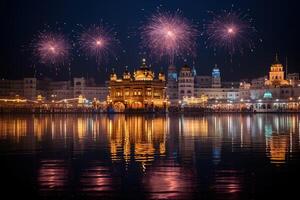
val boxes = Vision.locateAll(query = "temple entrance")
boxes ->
[113,102,125,112]
[131,101,143,109]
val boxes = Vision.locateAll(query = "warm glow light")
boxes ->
[166,30,174,37]
[227,27,234,34]
[49,46,56,52]
[96,39,102,46]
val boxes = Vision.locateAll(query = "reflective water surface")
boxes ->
[0,114,300,199]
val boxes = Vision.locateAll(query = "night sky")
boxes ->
[1,0,299,83]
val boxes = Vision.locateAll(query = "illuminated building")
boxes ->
[178,64,194,100]
[0,77,108,102]
[107,59,167,112]
[265,55,289,87]
[182,95,208,107]
[0,78,36,100]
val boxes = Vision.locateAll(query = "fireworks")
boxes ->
[141,12,198,64]
[34,31,71,65]
[78,24,119,64]
[204,9,257,55]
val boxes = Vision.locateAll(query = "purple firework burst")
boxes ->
[205,10,257,55]
[34,31,71,65]
[141,12,198,64]
[78,24,119,64]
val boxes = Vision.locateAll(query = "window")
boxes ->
[154,92,160,97]
[134,91,142,96]
[116,91,122,97]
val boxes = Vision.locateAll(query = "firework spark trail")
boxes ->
[78,24,119,64]
[34,32,71,66]
[141,12,198,64]
[204,10,257,55]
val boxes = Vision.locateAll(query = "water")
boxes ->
[0,114,299,199]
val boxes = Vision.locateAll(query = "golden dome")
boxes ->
[134,69,154,81]
[134,59,154,81]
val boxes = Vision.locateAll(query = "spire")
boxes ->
[192,64,197,76]
[141,58,148,69]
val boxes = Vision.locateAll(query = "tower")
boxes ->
[211,65,221,88]
[265,54,289,87]
[167,65,178,81]
[178,64,194,99]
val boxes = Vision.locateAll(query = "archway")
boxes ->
[113,102,125,112]
[131,101,143,109]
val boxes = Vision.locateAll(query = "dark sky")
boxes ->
[0,0,299,82]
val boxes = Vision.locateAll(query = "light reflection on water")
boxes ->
[0,114,299,199]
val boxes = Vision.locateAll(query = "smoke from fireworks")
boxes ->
[34,32,71,65]
[204,9,257,55]
[141,12,198,64]
[78,24,119,64]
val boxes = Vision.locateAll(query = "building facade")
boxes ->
[165,57,299,108]
[178,65,194,100]
[265,56,289,87]
[166,65,178,105]
[0,77,108,102]
[108,59,167,112]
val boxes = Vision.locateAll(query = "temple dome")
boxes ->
[134,59,154,81]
